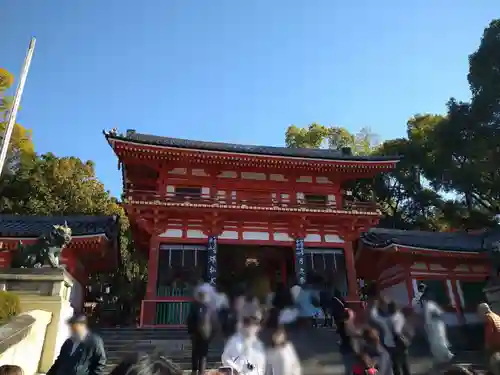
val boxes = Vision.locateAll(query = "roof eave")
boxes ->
[105,135,400,165]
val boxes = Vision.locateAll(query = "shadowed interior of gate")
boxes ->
[216,245,295,301]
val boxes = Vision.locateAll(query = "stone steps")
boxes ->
[98,328,224,373]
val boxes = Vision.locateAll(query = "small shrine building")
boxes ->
[104,129,399,326]
[358,228,496,325]
[0,215,121,311]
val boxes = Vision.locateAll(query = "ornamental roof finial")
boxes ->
[104,127,119,136]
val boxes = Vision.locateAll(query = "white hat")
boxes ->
[478,302,492,315]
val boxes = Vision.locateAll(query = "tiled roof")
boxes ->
[484,230,500,250]
[104,130,399,162]
[360,228,486,252]
[0,215,120,239]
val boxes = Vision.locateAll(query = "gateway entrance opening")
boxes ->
[217,245,295,301]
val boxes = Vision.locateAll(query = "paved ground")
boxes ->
[193,327,488,375]
[98,325,488,374]
[184,353,486,375]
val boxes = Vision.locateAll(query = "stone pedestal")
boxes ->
[484,283,500,314]
[0,268,75,373]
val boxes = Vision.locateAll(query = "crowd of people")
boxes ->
[5,279,500,375]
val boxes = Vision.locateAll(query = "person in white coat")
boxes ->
[221,307,266,375]
[266,327,301,375]
[421,290,454,373]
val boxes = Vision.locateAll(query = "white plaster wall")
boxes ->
[380,282,409,307]
[159,229,183,238]
[269,174,287,181]
[187,230,207,239]
[297,176,313,183]
[219,171,238,178]
[316,177,331,184]
[327,195,336,206]
[241,172,266,180]
[192,169,207,176]
[168,168,187,175]
[243,232,269,240]
[274,233,293,241]
[411,278,462,327]
[219,231,238,240]
[324,235,344,243]
[304,233,321,242]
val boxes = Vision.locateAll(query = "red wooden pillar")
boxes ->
[449,278,466,324]
[344,239,359,301]
[146,236,160,298]
[142,235,160,326]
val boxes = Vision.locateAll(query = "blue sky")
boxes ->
[1,1,499,197]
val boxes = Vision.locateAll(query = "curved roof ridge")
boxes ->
[104,130,400,162]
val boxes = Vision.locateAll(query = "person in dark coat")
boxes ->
[330,288,346,327]
[47,313,106,375]
[187,288,217,375]
[268,282,294,328]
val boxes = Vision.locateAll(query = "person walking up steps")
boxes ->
[187,288,218,375]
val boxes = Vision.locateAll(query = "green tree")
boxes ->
[0,68,35,173]
[0,152,147,322]
[283,19,500,232]
[285,123,330,149]
[285,123,379,155]
[405,20,500,229]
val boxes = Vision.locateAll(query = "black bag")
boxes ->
[197,305,213,340]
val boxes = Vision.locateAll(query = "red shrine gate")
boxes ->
[104,129,399,326]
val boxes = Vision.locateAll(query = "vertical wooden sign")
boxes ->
[207,236,218,286]
[295,238,306,285]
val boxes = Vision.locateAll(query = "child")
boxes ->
[266,327,302,375]
[353,327,391,375]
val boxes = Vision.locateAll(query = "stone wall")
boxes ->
[0,310,52,375]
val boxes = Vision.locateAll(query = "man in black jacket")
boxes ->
[47,313,106,375]
[187,289,217,375]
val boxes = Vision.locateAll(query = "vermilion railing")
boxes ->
[127,189,378,213]
[140,297,193,328]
